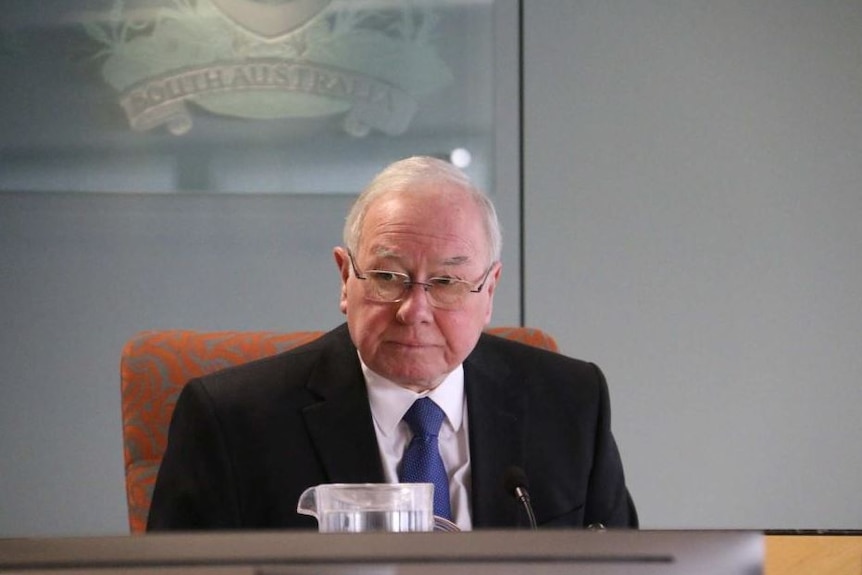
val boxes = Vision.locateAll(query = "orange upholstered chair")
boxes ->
[120,327,558,533]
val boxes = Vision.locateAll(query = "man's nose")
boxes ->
[395,283,435,322]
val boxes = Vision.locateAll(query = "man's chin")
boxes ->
[382,366,444,392]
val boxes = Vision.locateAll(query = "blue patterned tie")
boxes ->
[399,398,452,520]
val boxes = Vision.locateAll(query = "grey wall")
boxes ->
[524,0,862,529]
[2,0,861,536]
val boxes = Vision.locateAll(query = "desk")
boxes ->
[3,531,861,574]
[0,530,761,574]
[766,535,862,575]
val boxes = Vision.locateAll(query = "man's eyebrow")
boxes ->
[441,255,470,266]
[370,246,400,259]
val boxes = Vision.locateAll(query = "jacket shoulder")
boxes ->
[189,324,354,403]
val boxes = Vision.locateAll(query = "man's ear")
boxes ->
[333,247,350,314]
[482,262,502,324]
[333,247,350,282]
[485,261,502,297]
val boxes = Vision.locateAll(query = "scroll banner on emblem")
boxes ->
[119,59,418,136]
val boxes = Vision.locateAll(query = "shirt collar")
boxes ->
[362,355,465,437]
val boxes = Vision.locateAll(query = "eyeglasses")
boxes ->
[347,250,495,311]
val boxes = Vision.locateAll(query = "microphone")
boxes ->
[503,466,537,530]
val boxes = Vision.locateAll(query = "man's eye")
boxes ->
[429,277,459,288]
[371,271,403,283]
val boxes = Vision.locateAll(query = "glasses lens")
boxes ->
[359,269,480,310]
[366,271,407,302]
[427,280,470,309]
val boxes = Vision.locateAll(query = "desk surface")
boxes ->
[765,534,862,575]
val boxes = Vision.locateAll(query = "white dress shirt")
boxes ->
[362,359,473,531]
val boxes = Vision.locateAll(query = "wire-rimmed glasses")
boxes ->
[347,250,495,310]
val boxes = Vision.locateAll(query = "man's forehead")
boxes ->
[358,188,489,261]
[368,246,473,267]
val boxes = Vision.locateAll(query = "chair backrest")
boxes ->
[120,327,558,533]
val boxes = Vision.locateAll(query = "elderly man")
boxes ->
[148,156,636,531]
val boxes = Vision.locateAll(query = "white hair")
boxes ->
[343,156,502,262]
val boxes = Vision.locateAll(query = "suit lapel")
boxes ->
[465,335,527,527]
[302,326,385,484]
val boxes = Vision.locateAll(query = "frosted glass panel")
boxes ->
[0,0,505,194]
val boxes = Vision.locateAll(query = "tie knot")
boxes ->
[403,398,445,438]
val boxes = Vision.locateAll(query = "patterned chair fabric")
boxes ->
[120,327,558,533]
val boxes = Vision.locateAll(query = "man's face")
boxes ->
[334,183,501,392]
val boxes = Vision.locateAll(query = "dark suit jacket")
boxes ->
[147,323,637,530]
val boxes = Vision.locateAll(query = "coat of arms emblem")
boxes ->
[86,0,452,136]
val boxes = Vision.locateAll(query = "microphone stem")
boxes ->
[514,487,537,530]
